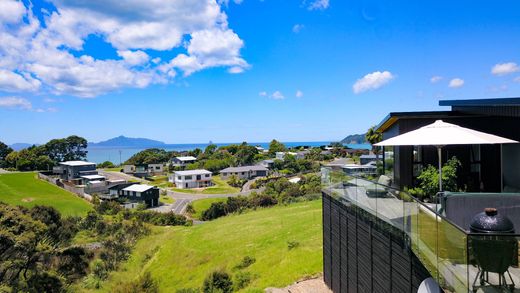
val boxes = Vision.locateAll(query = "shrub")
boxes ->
[287,240,300,250]
[186,204,195,214]
[234,256,256,270]
[91,259,108,280]
[113,272,158,293]
[234,271,253,290]
[201,202,227,221]
[202,269,233,293]
[417,156,461,199]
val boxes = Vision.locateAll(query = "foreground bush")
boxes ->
[202,270,233,293]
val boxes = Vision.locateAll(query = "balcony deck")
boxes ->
[322,168,520,293]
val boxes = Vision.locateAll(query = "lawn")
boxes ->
[0,172,92,217]
[189,197,227,219]
[160,194,175,204]
[91,200,323,292]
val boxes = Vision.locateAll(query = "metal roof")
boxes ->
[80,175,105,180]
[220,165,269,173]
[375,111,461,133]
[174,156,197,161]
[59,160,96,167]
[439,97,520,107]
[174,169,212,176]
[122,184,156,193]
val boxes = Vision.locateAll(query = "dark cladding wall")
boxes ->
[322,193,431,293]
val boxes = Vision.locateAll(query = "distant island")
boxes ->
[89,135,166,148]
[340,133,367,144]
[9,143,35,151]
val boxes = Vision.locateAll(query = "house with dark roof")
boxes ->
[220,165,269,180]
[376,97,520,192]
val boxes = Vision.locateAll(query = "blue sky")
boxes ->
[1,0,520,144]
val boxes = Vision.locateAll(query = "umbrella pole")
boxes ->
[437,146,443,191]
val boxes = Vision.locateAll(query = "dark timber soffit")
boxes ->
[375,111,456,133]
[439,97,520,107]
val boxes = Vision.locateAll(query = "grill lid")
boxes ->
[470,208,514,233]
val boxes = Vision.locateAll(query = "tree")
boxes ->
[0,141,13,168]
[417,156,461,199]
[365,126,383,154]
[235,144,258,166]
[97,161,115,168]
[268,139,286,155]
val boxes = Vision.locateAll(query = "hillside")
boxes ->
[89,135,166,148]
[90,200,323,292]
[0,172,91,216]
[340,133,367,144]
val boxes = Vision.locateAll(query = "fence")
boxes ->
[38,172,93,202]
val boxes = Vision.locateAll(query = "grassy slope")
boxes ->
[94,200,323,292]
[0,172,92,217]
[190,197,227,219]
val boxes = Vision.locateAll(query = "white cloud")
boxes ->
[0,69,41,92]
[430,75,442,83]
[292,24,304,33]
[0,0,248,97]
[0,96,32,110]
[258,91,267,97]
[228,66,245,74]
[307,0,329,10]
[270,91,285,100]
[491,62,519,76]
[168,28,249,76]
[0,0,26,24]
[296,90,303,98]
[449,78,464,88]
[352,71,394,94]
[117,50,150,66]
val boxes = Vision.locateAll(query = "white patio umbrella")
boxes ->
[375,120,518,191]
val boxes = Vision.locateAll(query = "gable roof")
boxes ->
[220,165,268,173]
[174,169,212,176]
[59,161,96,167]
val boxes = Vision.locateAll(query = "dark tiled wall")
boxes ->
[322,193,431,293]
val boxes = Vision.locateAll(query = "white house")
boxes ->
[171,156,197,167]
[275,152,297,160]
[260,159,275,169]
[220,165,269,180]
[169,169,212,189]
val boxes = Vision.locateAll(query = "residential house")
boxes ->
[220,165,269,180]
[260,159,275,169]
[53,161,97,181]
[275,151,297,160]
[359,154,379,165]
[322,97,520,293]
[119,184,159,207]
[171,156,197,168]
[295,150,310,159]
[123,163,164,177]
[323,157,354,171]
[169,169,212,189]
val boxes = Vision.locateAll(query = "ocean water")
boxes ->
[87,142,371,164]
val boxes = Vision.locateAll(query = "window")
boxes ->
[177,176,181,180]
[156,166,160,170]
[185,175,192,180]
[205,174,210,178]
[133,191,136,196]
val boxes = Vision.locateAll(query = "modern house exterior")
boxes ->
[106,183,159,207]
[169,169,212,189]
[322,97,520,293]
[275,151,297,160]
[122,163,163,177]
[220,165,269,180]
[171,156,197,168]
[54,161,97,181]
[376,97,520,192]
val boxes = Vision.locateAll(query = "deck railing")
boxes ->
[321,166,520,293]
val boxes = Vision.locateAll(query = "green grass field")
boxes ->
[92,200,323,292]
[189,197,227,219]
[0,172,92,217]
[160,194,175,204]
